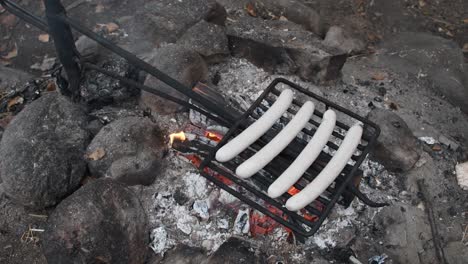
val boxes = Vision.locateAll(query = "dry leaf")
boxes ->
[95,4,105,13]
[7,96,24,111]
[104,22,119,33]
[463,18,468,24]
[463,43,468,53]
[38,34,50,43]
[372,72,387,81]
[246,3,257,17]
[418,0,426,7]
[0,14,16,28]
[2,43,17,59]
[46,81,56,91]
[87,148,105,161]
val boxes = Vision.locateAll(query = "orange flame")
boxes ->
[169,131,186,145]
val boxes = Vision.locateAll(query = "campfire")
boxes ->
[0,0,467,263]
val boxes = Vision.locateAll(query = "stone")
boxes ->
[373,203,435,264]
[0,92,89,209]
[75,35,101,63]
[206,237,265,264]
[133,0,227,45]
[455,162,468,190]
[367,108,420,172]
[0,65,33,92]
[159,245,206,264]
[226,16,347,82]
[139,44,208,115]
[253,0,322,35]
[323,26,366,54]
[42,178,148,264]
[376,32,468,114]
[438,134,460,151]
[86,117,165,186]
[177,20,230,64]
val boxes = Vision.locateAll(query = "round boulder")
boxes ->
[139,44,208,115]
[42,178,148,264]
[0,92,89,209]
[86,117,165,186]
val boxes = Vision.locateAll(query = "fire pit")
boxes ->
[1,0,466,263]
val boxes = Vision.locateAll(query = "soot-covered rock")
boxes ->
[177,20,230,64]
[159,245,207,264]
[226,16,347,83]
[139,44,208,115]
[42,178,148,264]
[377,32,468,114]
[323,26,366,54]
[206,237,265,264]
[134,0,226,45]
[253,0,323,35]
[0,92,89,209]
[367,108,420,172]
[86,117,165,186]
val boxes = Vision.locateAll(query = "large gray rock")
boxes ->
[0,92,89,209]
[133,0,227,45]
[373,203,436,264]
[42,178,148,264]
[253,0,323,35]
[226,16,347,82]
[206,237,265,264]
[86,117,165,186]
[158,245,207,264]
[367,108,420,172]
[377,32,468,114]
[323,26,366,54]
[177,20,230,64]
[139,44,208,115]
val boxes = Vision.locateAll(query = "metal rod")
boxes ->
[0,0,49,32]
[55,14,238,123]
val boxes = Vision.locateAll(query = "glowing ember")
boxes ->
[204,131,223,142]
[169,131,186,145]
[287,186,300,196]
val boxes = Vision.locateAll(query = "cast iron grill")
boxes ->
[195,78,382,238]
[2,0,387,239]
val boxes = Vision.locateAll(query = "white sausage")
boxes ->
[236,101,315,179]
[285,124,363,211]
[216,89,294,162]
[268,110,336,198]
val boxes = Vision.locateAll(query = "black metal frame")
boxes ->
[198,78,383,237]
[2,0,386,238]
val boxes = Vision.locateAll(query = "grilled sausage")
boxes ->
[216,89,294,162]
[267,110,336,198]
[285,124,363,211]
[236,101,315,178]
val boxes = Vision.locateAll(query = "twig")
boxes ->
[462,225,468,244]
[28,213,48,219]
[66,0,88,11]
[417,179,448,264]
